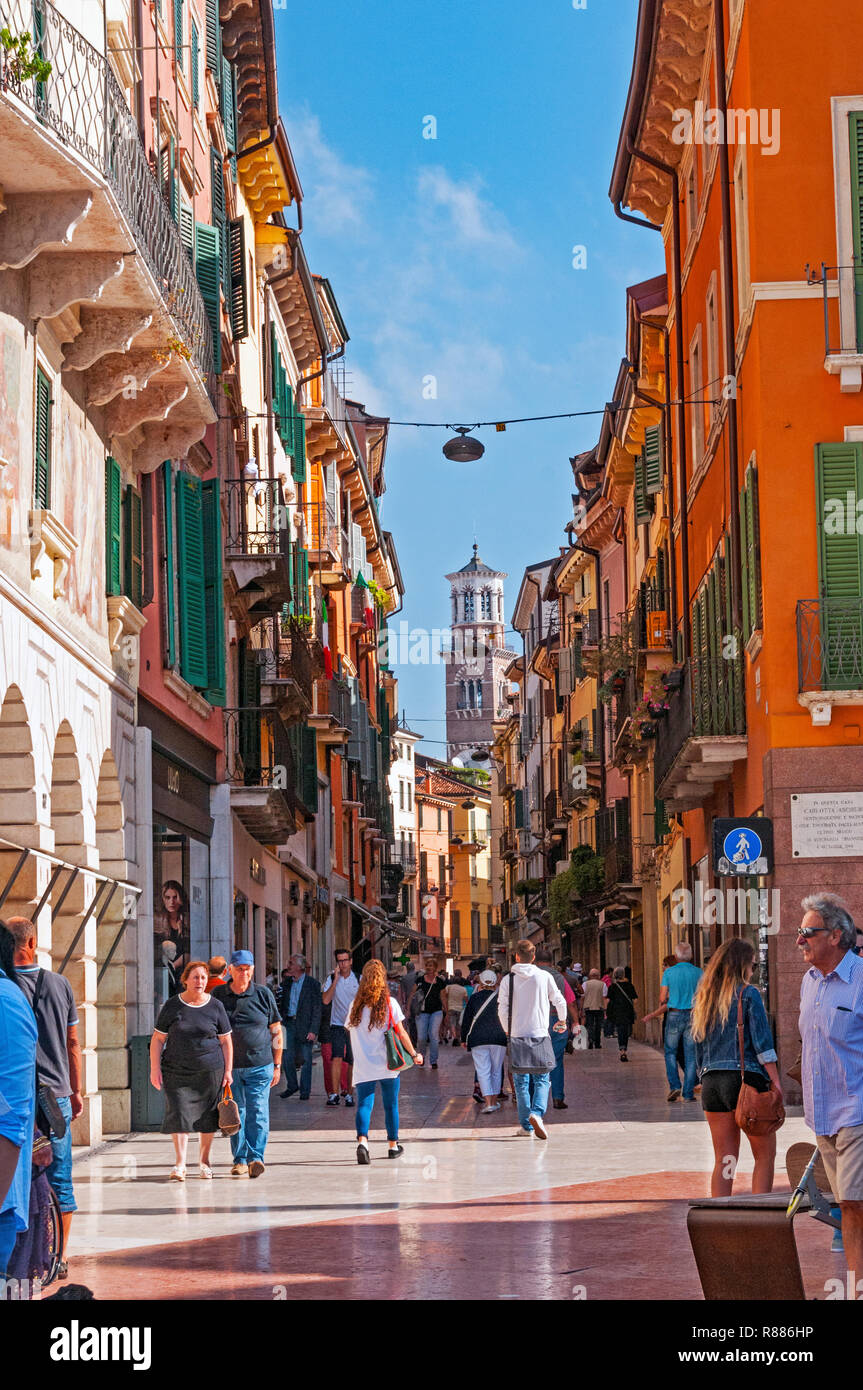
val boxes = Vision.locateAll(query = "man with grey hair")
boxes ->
[798,892,863,1286]
[278,953,322,1101]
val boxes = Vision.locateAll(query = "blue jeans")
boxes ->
[513,1071,551,1130]
[47,1095,76,1214]
[664,1010,697,1098]
[549,1024,569,1101]
[0,1208,18,1276]
[416,1011,442,1065]
[355,1077,400,1140]
[282,1019,313,1097]
[230,1064,274,1165]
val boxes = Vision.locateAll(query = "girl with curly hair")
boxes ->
[346,959,423,1164]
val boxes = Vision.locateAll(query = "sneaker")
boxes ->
[667,1088,682,1102]
[431,1062,438,1070]
[481,1102,501,1113]
[327,1094,340,1106]
[620,1052,628,1062]
[249,1160,265,1178]
[528,1114,548,1141]
[682,1096,697,1103]
[231,1163,249,1177]
[199,1163,213,1180]
[356,1142,370,1165]
[516,1127,533,1136]
[57,1260,69,1280]
[343,1094,355,1107]
[387,1144,404,1158]
[473,1091,483,1104]
[169,1164,186,1182]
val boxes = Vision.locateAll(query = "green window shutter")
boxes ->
[644,423,663,495]
[227,218,248,341]
[123,483,143,607]
[740,473,751,641]
[292,412,307,484]
[195,221,221,373]
[201,479,226,705]
[221,57,236,152]
[205,0,220,73]
[514,788,524,829]
[180,199,194,263]
[105,456,122,595]
[280,378,293,449]
[634,449,652,524]
[175,472,208,688]
[162,461,177,668]
[238,641,261,779]
[301,725,319,812]
[33,1,47,105]
[816,442,863,687]
[160,138,178,223]
[191,18,200,108]
[174,0,183,69]
[747,464,762,634]
[849,114,863,352]
[209,147,228,293]
[34,366,52,510]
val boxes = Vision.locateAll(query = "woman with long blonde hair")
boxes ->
[346,959,423,1164]
[690,937,782,1196]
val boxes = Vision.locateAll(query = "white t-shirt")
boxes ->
[347,998,405,1084]
[325,971,359,1027]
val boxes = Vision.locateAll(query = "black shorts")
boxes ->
[701,1069,770,1114]
[330,1025,353,1064]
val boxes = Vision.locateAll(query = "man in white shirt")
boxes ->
[498,939,567,1140]
[322,949,360,1105]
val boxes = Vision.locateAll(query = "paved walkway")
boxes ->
[67,1041,841,1299]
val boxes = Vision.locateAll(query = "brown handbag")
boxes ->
[218,1084,241,1135]
[733,993,785,1137]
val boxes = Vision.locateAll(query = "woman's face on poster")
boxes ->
[162,885,182,915]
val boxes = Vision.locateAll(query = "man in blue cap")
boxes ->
[212,951,282,1177]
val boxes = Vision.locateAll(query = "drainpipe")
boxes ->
[617,142,691,663]
[713,0,743,634]
[570,540,606,812]
[628,362,677,639]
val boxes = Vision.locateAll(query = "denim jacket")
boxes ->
[695,984,778,1078]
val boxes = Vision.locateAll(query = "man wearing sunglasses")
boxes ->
[798,892,863,1290]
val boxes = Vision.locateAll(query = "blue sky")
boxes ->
[274,0,660,758]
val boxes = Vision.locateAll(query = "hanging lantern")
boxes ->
[443,427,484,462]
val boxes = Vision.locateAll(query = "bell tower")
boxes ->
[444,545,514,761]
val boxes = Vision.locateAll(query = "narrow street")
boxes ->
[67,1047,835,1301]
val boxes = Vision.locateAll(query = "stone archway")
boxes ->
[95,749,132,1132]
[0,684,39,918]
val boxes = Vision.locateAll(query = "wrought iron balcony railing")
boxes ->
[313,676,351,728]
[797,598,863,693]
[224,478,291,560]
[653,655,746,791]
[258,616,316,707]
[499,828,518,859]
[389,843,417,874]
[0,0,213,378]
[224,706,297,793]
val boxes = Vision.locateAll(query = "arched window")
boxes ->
[457,681,467,710]
[464,591,475,622]
[476,681,483,710]
[480,589,492,619]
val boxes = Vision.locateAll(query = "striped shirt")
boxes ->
[799,949,863,1135]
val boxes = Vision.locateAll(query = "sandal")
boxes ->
[169,1164,186,1182]
[199,1163,213,1180]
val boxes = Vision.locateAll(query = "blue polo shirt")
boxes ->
[661,960,703,1010]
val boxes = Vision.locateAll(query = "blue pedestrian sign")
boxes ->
[712,818,773,876]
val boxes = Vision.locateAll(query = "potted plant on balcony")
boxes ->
[0,29,51,88]
[514,877,542,897]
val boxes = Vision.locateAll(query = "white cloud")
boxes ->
[284,109,375,234]
[416,166,519,255]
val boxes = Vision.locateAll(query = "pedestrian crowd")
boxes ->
[4,891,863,1294]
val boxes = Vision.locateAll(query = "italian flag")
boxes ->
[322,596,333,679]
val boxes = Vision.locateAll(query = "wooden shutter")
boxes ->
[238,640,261,780]
[209,147,229,295]
[849,114,863,352]
[299,725,318,812]
[179,199,194,263]
[160,138,178,223]
[105,456,122,595]
[34,366,51,510]
[644,423,663,495]
[745,463,762,635]
[227,219,248,340]
[123,482,143,607]
[195,221,221,373]
[634,449,651,523]
[558,644,573,695]
[292,412,307,484]
[201,478,226,705]
[816,442,863,687]
[572,628,583,679]
[191,18,200,107]
[221,56,236,151]
[162,461,177,668]
[173,0,183,67]
[175,471,208,688]
[514,788,524,829]
[205,0,220,73]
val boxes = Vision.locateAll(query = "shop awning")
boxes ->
[0,834,141,982]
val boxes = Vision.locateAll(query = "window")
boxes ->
[476,681,483,710]
[160,462,225,703]
[815,442,863,685]
[706,276,720,425]
[739,457,763,641]
[689,326,705,465]
[34,365,52,509]
[733,150,751,320]
[437,807,442,833]
[464,590,475,621]
[685,163,697,241]
[106,458,145,607]
[480,589,492,619]
[399,780,404,811]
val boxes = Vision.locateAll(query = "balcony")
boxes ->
[0,0,214,468]
[389,843,417,876]
[544,789,569,835]
[303,367,351,468]
[224,707,301,843]
[637,588,672,652]
[613,669,638,746]
[654,660,747,811]
[224,478,291,618]
[797,598,863,725]
[309,676,351,745]
[499,828,518,861]
[257,616,319,720]
[305,499,347,586]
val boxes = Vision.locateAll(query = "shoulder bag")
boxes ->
[506,972,556,1075]
[385,1002,415,1072]
[31,970,68,1141]
[218,1084,241,1135]
[464,989,498,1045]
[734,992,785,1137]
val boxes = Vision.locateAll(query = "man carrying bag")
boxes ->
[497,939,567,1141]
